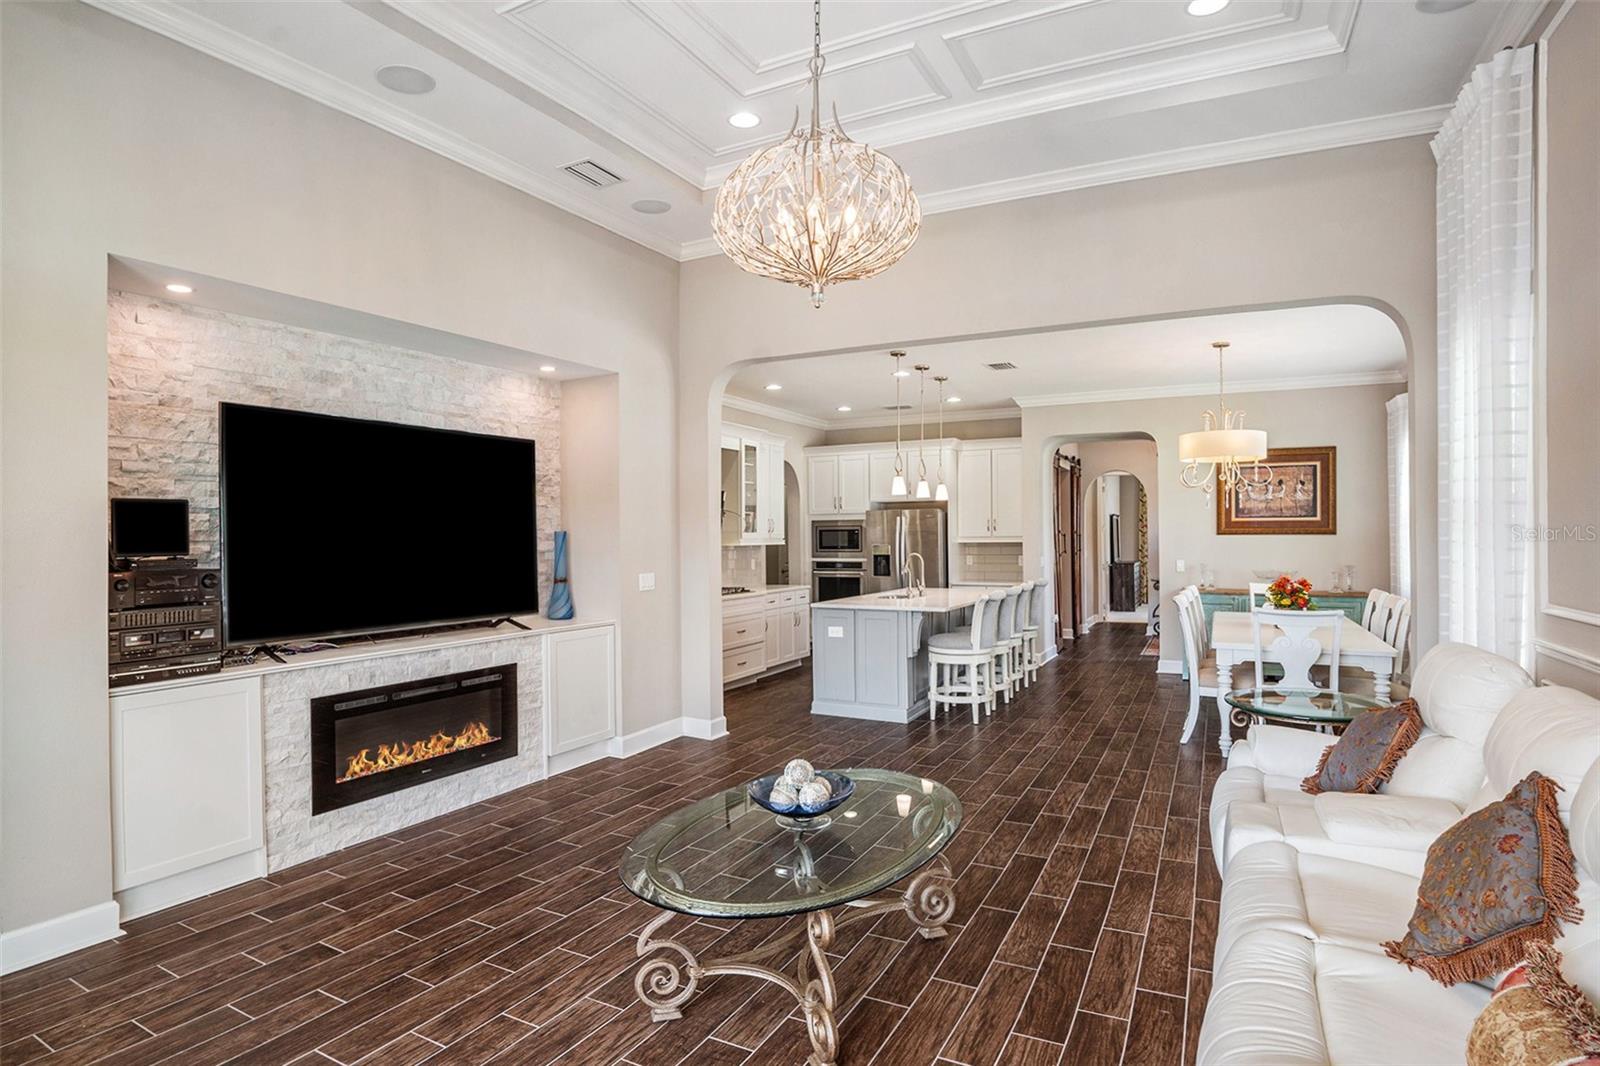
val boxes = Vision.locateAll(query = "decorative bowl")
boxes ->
[748,771,854,818]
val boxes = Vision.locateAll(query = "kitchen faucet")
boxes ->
[903,551,926,598]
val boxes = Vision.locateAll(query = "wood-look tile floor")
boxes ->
[0,624,1228,1066]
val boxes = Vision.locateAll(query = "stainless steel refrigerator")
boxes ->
[863,502,949,593]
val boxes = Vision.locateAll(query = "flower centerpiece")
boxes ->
[1266,575,1317,610]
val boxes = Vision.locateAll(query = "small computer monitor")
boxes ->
[111,497,190,557]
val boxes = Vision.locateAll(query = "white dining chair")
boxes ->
[1176,587,1243,745]
[1247,582,1270,610]
[1361,589,1389,633]
[1251,608,1344,691]
[1382,595,1412,676]
[928,594,1001,723]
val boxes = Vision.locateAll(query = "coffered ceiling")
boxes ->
[92,0,1540,260]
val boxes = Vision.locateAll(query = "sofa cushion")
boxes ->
[1313,792,1464,852]
[1301,699,1422,795]
[1316,940,1491,1065]
[1386,643,1533,808]
[1384,772,1584,986]
[1478,687,1600,818]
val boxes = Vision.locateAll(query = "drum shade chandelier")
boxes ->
[1178,341,1272,511]
[712,0,921,309]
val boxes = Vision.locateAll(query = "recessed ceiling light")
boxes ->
[893,369,911,378]
[539,365,557,373]
[765,383,783,391]
[632,199,672,215]
[836,405,852,412]
[164,283,193,294]
[946,396,962,404]
[728,111,760,129]
[1186,0,1230,14]
[375,65,437,95]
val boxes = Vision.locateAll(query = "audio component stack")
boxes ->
[108,566,223,687]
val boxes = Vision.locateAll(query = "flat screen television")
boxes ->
[219,402,538,646]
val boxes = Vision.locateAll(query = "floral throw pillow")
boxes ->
[1466,941,1600,1065]
[1384,772,1584,986]
[1301,698,1423,795]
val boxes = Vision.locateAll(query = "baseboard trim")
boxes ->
[1157,659,1184,675]
[115,850,267,922]
[605,717,685,758]
[0,900,123,975]
[682,715,728,741]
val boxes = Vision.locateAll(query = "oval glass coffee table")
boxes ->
[1224,686,1389,734]
[619,768,962,1066]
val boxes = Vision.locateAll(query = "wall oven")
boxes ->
[811,559,864,602]
[812,520,863,557]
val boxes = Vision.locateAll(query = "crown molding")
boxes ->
[824,405,1023,431]
[1473,0,1549,66]
[720,395,831,430]
[1012,369,1405,408]
[85,0,686,261]
[684,105,1449,260]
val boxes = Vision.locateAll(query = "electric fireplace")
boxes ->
[310,664,517,815]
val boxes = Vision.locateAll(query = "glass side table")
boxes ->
[619,768,962,1066]
[1224,686,1389,735]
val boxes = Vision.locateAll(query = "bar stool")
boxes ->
[1018,581,1045,686]
[928,593,1001,723]
[993,585,1024,705]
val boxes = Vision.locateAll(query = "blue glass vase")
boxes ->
[547,530,574,620]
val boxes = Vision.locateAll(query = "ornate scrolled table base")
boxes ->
[633,856,955,1066]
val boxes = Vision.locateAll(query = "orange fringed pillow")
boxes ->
[1384,772,1583,986]
[1466,941,1600,1065]
[1301,698,1423,795]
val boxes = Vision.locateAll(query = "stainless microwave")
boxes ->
[812,521,863,557]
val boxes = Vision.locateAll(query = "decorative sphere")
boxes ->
[797,779,832,811]
[767,783,798,811]
[781,759,815,788]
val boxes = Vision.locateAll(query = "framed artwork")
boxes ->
[1217,446,1337,535]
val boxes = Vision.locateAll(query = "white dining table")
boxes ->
[1209,610,1400,755]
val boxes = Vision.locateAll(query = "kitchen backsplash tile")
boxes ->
[961,542,1024,584]
[721,545,765,586]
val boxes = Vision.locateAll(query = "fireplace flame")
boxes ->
[338,721,496,783]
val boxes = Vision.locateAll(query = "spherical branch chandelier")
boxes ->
[712,0,921,309]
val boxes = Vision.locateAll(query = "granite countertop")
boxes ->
[811,586,1004,613]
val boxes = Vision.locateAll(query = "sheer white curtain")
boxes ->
[1433,45,1536,667]
[1386,393,1411,599]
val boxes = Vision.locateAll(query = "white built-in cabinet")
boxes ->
[722,424,787,544]
[955,442,1023,541]
[111,677,266,916]
[723,588,811,685]
[807,453,869,516]
[545,625,618,757]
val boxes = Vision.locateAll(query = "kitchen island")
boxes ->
[810,587,1002,722]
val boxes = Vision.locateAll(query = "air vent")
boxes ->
[561,160,624,189]
[985,361,1019,371]
[881,403,912,411]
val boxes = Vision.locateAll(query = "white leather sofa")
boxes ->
[1208,643,1534,876]
[1198,685,1600,1065]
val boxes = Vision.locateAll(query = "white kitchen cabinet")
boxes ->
[868,450,900,502]
[956,443,1024,541]
[112,677,265,913]
[807,454,869,515]
[723,424,786,545]
[723,588,809,686]
[545,624,617,756]
[759,440,786,541]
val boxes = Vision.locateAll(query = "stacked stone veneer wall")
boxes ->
[261,634,544,870]
[106,290,561,597]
